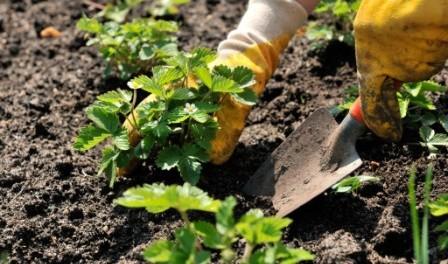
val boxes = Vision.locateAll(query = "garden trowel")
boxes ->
[243,98,366,217]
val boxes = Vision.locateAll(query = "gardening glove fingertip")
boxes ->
[358,73,403,142]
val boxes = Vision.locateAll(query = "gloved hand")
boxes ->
[119,0,309,175]
[354,0,448,141]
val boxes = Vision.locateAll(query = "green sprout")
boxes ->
[332,175,380,193]
[77,17,179,79]
[115,183,315,264]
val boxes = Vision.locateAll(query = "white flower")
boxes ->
[184,103,198,115]
[127,80,143,90]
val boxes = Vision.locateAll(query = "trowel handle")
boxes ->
[349,97,364,125]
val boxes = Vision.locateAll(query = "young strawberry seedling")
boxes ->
[332,175,379,193]
[74,48,257,187]
[148,0,191,17]
[77,17,179,79]
[306,0,360,47]
[97,0,144,23]
[429,192,448,250]
[115,183,314,264]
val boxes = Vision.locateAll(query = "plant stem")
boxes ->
[179,211,190,226]
[421,164,433,264]
[242,242,253,263]
[408,166,421,263]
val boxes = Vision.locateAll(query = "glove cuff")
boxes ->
[217,0,308,58]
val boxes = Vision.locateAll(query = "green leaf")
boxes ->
[112,128,131,151]
[195,102,220,113]
[421,112,437,126]
[193,221,224,249]
[191,111,210,123]
[115,183,221,214]
[132,75,164,97]
[171,228,211,264]
[434,220,448,232]
[430,194,448,216]
[420,126,435,142]
[232,89,258,106]
[167,107,190,123]
[216,196,237,234]
[194,66,212,88]
[74,125,110,151]
[169,88,196,100]
[236,209,292,245]
[438,235,448,250]
[139,45,155,60]
[153,66,184,85]
[190,120,219,150]
[178,158,202,185]
[77,17,103,33]
[397,92,410,118]
[156,146,182,170]
[212,65,232,79]
[182,143,209,162]
[141,120,172,140]
[331,175,380,193]
[97,89,133,105]
[98,147,120,188]
[232,66,254,87]
[249,243,314,264]
[143,240,173,263]
[211,75,242,93]
[134,135,155,160]
[440,115,448,133]
[86,106,120,133]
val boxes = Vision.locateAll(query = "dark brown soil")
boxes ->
[1,0,448,263]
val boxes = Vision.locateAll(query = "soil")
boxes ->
[1,0,448,263]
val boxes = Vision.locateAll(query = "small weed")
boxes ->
[332,175,379,193]
[148,0,190,17]
[97,0,144,23]
[115,183,315,263]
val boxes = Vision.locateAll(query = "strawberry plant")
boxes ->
[148,0,191,17]
[77,16,179,79]
[97,0,144,23]
[306,0,360,46]
[333,81,448,156]
[74,48,257,187]
[430,193,448,250]
[115,183,315,263]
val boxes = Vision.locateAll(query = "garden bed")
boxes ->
[1,0,448,263]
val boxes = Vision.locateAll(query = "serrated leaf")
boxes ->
[194,66,212,88]
[421,112,437,126]
[153,66,184,85]
[440,115,448,133]
[74,125,110,151]
[195,102,220,113]
[216,196,237,234]
[182,144,209,162]
[193,221,224,249]
[430,194,448,216]
[143,240,173,263]
[167,107,189,123]
[232,89,258,106]
[169,88,196,100]
[112,129,131,150]
[86,106,120,133]
[139,45,155,60]
[397,92,410,118]
[77,17,103,33]
[213,65,232,78]
[178,158,202,185]
[237,210,292,245]
[115,182,220,213]
[191,111,210,123]
[211,75,242,93]
[232,66,254,86]
[156,146,182,170]
[97,89,133,104]
[420,126,435,142]
[132,75,164,97]
[134,135,155,160]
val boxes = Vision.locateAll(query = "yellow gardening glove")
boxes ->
[118,0,308,175]
[209,0,308,164]
[354,0,448,141]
